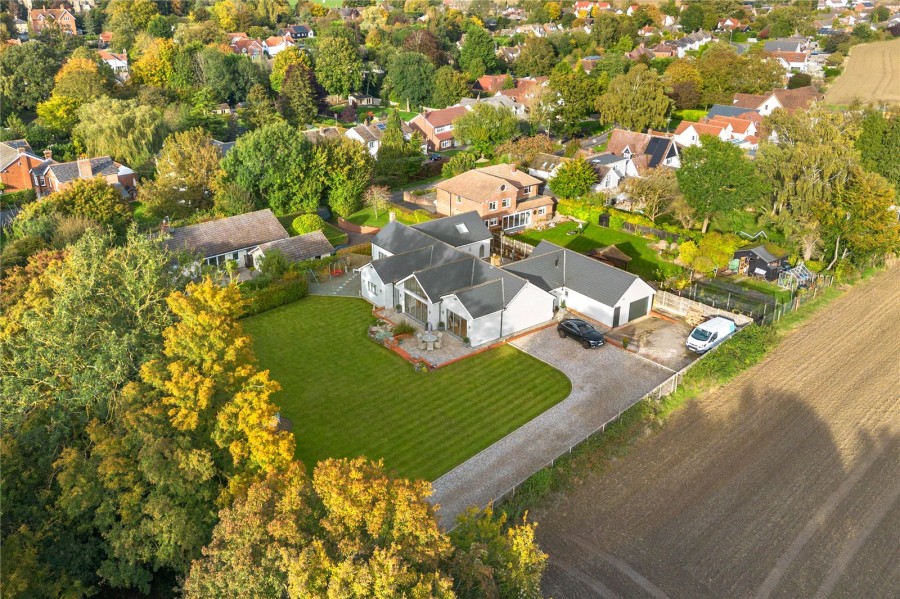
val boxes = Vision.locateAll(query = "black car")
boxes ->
[557,318,605,349]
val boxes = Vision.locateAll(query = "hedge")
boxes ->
[556,199,696,241]
[240,275,308,317]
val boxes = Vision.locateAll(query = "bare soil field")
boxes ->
[535,266,900,598]
[826,38,900,105]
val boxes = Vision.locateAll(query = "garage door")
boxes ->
[628,296,650,322]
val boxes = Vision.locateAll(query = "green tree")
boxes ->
[375,110,423,181]
[549,158,598,199]
[105,0,159,50]
[548,63,606,135]
[384,51,436,108]
[36,94,81,135]
[677,135,768,233]
[515,36,557,77]
[220,121,325,214]
[597,64,672,132]
[315,36,363,97]
[291,213,325,234]
[856,109,900,191]
[459,25,498,77]
[442,151,478,177]
[431,66,470,109]
[142,128,221,218]
[622,167,682,222]
[74,97,167,170]
[181,86,230,139]
[664,60,703,110]
[452,103,521,157]
[278,62,318,126]
[0,41,60,112]
[322,137,375,217]
[238,84,280,130]
[52,56,109,103]
[680,3,706,33]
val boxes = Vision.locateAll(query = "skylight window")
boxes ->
[455,223,469,234]
[375,123,387,131]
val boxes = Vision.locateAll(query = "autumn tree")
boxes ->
[363,185,391,219]
[549,158,598,199]
[131,37,176,86]
[453,102,521,157]
[431,66,470,109]
[403,28,444,66]
[270,46,310,92]
[495,134,556,167]
[105,0,159,49]
[677,135,769,233]
[315,36,363,97]
[623,167,682,222]
[548,63,606,135]
[597,64,672,132]
[52,56,110,102]
[663,59,703,110]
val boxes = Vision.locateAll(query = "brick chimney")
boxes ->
[76,157,92,179]
[43,148,52,160]
[510,163,517,172]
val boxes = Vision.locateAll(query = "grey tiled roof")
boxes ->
[503,240,642,307]
[371,243,460,283]
[166,209,289,258]
[738,243,788,263]
[454,279,505,318]
[411,212,492,248]
[372,220,437,255]
[49,157,118,183]
[257,230,334,261]
[0,140,35,170]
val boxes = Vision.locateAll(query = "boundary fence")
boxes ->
[620,221,682,244]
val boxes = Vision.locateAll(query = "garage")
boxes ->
[504,241,657,328]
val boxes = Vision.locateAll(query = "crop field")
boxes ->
[825,38,900,105]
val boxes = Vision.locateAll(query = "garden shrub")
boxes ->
[0,189,36,208]
[258,247,290,280]
[686,324,777,383]
[393,321,416,336]
[0,235,49,274]
[291,214,325,235]
[240,273,308,317]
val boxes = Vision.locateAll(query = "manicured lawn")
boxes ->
[672,108,708,122]
[514,221,683,281]
[344,206,432,228]
[243,297,571,481]
[355,105,418,121]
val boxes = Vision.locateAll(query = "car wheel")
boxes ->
[582,340,592,349]
[558,329,566,338]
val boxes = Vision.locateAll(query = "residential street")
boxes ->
[535,267,900,598]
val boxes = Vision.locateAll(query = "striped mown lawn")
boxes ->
[243,297,571,481]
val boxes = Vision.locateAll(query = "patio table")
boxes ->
[422,333,437,351]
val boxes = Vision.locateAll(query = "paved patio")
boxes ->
[308,254,370,297]
[377,308,480,367]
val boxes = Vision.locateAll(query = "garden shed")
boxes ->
[733,243,789,281]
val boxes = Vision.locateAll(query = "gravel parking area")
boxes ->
[607,315,700,372]
[430,327,672,528]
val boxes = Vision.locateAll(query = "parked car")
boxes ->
[557,318,605,349]
[429,153,442,161]
[685,316,736,354]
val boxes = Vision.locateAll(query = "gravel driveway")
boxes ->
[430,327,672,528]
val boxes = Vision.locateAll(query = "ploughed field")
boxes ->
[535,266,900,598]
[826,38,900,105]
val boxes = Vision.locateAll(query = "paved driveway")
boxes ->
[430,327,672,528]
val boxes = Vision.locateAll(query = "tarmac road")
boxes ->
[534,266,900,599]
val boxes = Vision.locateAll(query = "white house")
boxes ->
[527,152,569,181]
[589,154,639,191]
[673,121,733,147]
[264,35,295,56]
[164,209,289,269]
[98,50,129,81]
[345,120,416,156]
[360,213,657,345]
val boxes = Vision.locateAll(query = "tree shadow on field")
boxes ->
[540,383,898,599]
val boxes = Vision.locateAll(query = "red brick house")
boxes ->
[29,8,77,35]
[434,164,554,231]
[408,105,470,151]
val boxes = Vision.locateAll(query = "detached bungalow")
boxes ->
[251,230,335,264]
[164,209,289,268]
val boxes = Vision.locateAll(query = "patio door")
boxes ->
[446,310,468,339]
[404,293,428,324]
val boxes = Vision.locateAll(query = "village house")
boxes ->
[606,129,681,171]
[345,120,416,156]
[0,141,136,197]
[250,230,334,265]
[732,86,823,116]
[459,95,525,118]
[348,93,381,107]
[98,50,129,81]
[280,24,315,40]
[496,45,523,64]
[527,153,569,181]
[228,35,266,59]
[263,36,295,56]
[29,8,77,35]
[588,154,640,191]
[408,105,470,151]
[673,121,733,147]
[768,50,810,73]
[473,74,512,95]
[434,164,554,232]
[302,126,345,145]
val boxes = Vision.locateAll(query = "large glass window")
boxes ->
[403,277,425,298]
[502,211,532,230]
[446,310,468,339]
[405,293,428,323]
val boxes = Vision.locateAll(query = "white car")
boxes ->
[686,317,736,354]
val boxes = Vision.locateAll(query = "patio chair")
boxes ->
[417,333,426,350]
[434,332,442,350]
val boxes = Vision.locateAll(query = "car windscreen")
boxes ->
[578,325,594,334]
[690,328,712,341]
